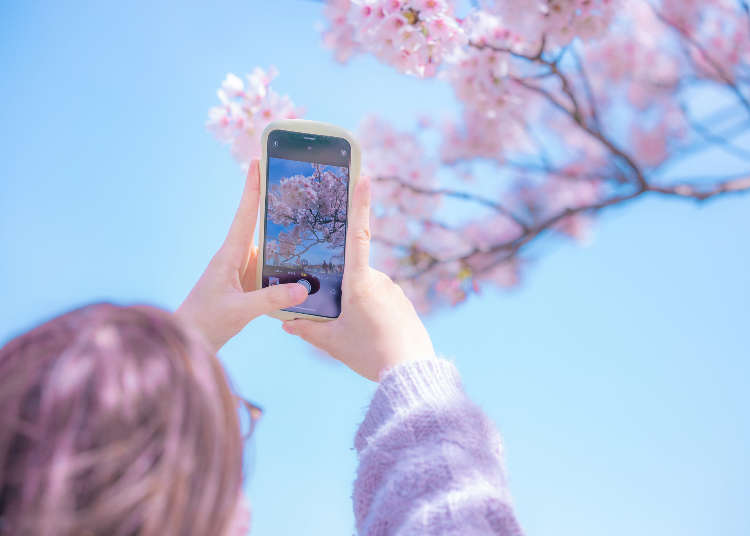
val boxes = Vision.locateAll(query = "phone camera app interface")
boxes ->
[262,130,351,318]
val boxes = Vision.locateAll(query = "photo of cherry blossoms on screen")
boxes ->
[263,157,349,317]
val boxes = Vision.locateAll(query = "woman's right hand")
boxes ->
[281,175,435,382]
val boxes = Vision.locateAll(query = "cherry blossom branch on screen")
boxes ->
[265,164,348,266]
[207,0,750,311]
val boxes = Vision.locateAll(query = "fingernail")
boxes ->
[289,283,308,301]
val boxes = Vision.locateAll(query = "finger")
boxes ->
[343,175,371,281]
[224,159,261,261]
[240,245,259,292]
[282,319,336,350]
[240,283,308,320]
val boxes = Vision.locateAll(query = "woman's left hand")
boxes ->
[176,159,308,353]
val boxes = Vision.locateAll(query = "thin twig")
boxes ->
[374,175,530,231]
[654,8,750,115]
[472,41,649,190]
[679,101,750,160]
[571,45,602,132]
[663,119,750,169]
[387,174,750,282]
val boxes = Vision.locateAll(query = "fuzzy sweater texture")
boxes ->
[352,358,523,536]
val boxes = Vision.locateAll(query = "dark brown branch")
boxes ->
[374,175,530,231]
[510,76,571,114]
[546,53,584,124]
[471,40,649,190]
[571,45,602,132]
[386,175,750,283]
[646,174,750,201]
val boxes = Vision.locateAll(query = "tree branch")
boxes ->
[654,8,750,115]
[374,175,530,231]
[471,40,649,190]
[385,175,750,283]
[679,101,750,160]
[571,45,602,133]
[646,174,750,201]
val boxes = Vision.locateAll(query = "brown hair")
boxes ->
[0,303,244,535]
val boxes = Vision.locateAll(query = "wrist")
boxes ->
[377,352,438,382]
[355,357,464,452]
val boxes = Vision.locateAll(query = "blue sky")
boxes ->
[266,157,346,265]
[1,2,749,536]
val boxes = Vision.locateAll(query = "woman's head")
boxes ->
[0,303,245,535]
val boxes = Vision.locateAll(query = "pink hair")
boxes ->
[0,303,244,535]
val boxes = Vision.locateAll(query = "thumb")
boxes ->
[242,283,308,319]
[282,319,336,351]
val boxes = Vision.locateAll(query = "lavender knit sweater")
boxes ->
[353,358,523,535]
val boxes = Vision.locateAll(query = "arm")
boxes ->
[282,176,523,534]
[175,159,308,353]
[354,358,522,535]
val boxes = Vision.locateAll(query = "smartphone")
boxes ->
[257,119,361,321]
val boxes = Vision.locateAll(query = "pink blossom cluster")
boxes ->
[265,227,303,264]
[267,174,319,226]
[578,4,694,168]
[322,0,465,77]
[206,68,303,164]
[441,13,533,162]
[358,115,532,308]
[209,1,749,312]
[479,0,621,48]
[659,0,737,35]
[409,212,524,309]
[445,15,519,116]
[439,108,528,164]
[358,116,439,220]
[322,0,362,62]
[541,176,603,241]
[684,3,750,84]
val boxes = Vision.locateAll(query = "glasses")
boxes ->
[237,397,264,440]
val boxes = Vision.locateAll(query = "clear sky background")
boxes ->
[266,157,346,265]
[1,2,748,535]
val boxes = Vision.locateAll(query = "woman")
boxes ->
[0,161,523,535]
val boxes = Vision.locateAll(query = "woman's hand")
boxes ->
[176,159,308,353]
[281,176,435,381]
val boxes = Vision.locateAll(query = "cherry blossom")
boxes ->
[322,0,465,77]
[358,116,440,219]
[477,0,621,49]
[266,165,348,265]
[210,1,750,312]
[206,67,303,164]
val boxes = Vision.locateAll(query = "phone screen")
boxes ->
[262,129,351,318]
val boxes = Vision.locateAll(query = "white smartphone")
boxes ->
[257,119,361,321]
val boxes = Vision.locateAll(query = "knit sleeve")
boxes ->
[352,358,523,536]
